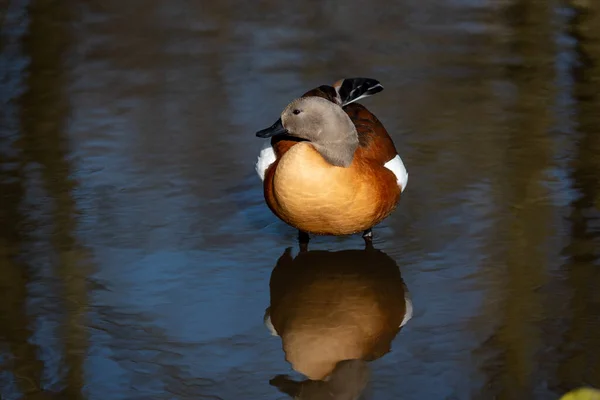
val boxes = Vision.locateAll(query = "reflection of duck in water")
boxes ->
[265,243,412,398]
[270,359,370,400]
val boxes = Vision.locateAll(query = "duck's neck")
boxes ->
[312,139,359,168]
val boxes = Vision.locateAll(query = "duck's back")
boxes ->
[345,103,398,164]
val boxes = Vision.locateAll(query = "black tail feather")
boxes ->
[335,77,384,106]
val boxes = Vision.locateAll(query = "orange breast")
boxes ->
[264,143,400,235]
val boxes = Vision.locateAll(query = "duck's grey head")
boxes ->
[256,97,359,167]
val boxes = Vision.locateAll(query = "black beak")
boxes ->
[256,118,288,138]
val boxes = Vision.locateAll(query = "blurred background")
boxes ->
[1,0,600,399]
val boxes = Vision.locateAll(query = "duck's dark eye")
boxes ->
[293,109,301,115]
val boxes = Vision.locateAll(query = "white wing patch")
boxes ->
[263,307,278,336]
[257,145,406,191]
[384,154,408,192]
[400,291,413,328]
[256,143,276,181]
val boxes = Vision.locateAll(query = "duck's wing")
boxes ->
[346,103,408,192]
[345,102,397,163]
[302,77,384,107]
[256,78,385,182]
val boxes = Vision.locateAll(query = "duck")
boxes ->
[255,78,408,244]
[264,244,413,382]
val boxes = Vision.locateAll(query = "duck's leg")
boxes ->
[362,228,373,244]
[364,237,375,251]
[298,230,310,253]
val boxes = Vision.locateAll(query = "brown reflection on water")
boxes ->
[265,245,410,398]
[476,1,555,399]
[556,0,600,392]
[19,0,89,398]
[1,0,88,398]
[0,150,45,396]
[1,0,48,397]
